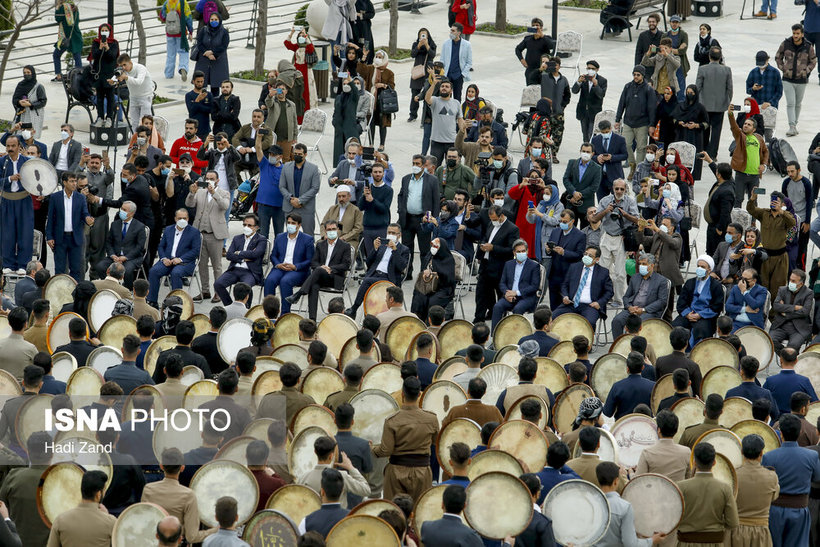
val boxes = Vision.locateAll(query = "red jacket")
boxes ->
[169,136,208,174]
[452,0,477,35]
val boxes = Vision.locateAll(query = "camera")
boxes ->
[113,67,124,77]
[197,179,209,188]
[547,241,556,250]
[474,151,492,167]
[359,146,376,178]
[87,185,100,196]
[259,128,271,136]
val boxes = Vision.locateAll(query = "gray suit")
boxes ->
[696,61,733,157]
[279,160,322,237]
[47,139,83,174]
[611,272,670,337]
[770,285,814,350]
[711,239,743,281]
[185,187,231,289]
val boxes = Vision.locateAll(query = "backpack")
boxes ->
[68,66,94,103]
[200,0,219,23]
[377,87,399,115]
[165,6,181,35]
[770,138,797,177]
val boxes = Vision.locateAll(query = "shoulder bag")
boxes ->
[414,260,439,295]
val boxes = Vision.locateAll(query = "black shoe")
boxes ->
[405,272,413,281]
[407,116,417,122]
[192,292,211,302]
[286,293,301,305]
[344,308,356,319]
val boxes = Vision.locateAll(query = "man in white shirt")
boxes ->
[114,54,155,133]
[214,213,267,306]
[45,172,93,281]
[47,124,83,177]
[263,213,315,314]
[452,344,484,392]
[147,209,202,306]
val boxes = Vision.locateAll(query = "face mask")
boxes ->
[645,153,655,162]
[61,130,70,140]
[243,226,253,237]
[660,224,669,233]
[342,84,351,93]
[354,83,361,91]
[639,264,650,276]
[286,224,298,234]
[210,20,220,28]
[386,234,398,242]
[725,233,735,243]
[100,31,109,39]
[686,93,695,101]
[662,190,672,198]
[411,165,423,175]
[161,167,170,175]
[430,246,439,255]
[580,152,592,162]
[492,160,503,169]
[666,155,675,164]
[347,158,356,166]
[670,27,679,33]
[137,137,147,146]
[374,57,386,67]
[326,230,338,240]
[516,252,527,262]
[559,222,570,231]
[695,266,707,279]
[582,255,594,266]
[439,212,450,221]
[531,148,542,157]
[743,104,752,113]
[446,158,458,168]
[450,32,457,40]
[293,154,305,163]
[119,210,128,221]
[176,219,188,230]
[491,220,502,227]
[181,165,192,174]
[493,199,505,207]
[23,73,33,81]
[789,281,798,292]
[21,130,31,141]
[121,176,130,184]
[297,37,306,45]
[587,69,596,77]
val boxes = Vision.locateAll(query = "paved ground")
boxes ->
[5,0,816,370]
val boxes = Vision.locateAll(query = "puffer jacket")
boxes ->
[775,37,817,84]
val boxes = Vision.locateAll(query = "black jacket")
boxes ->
[191,331,230,376]
[102,175,155,230]
[364,242,410,285]
[572,74,607,121]
[705,163,734,233]
[634,29,663,68]
[477,219,520,277]
[397,172,441,228]
[197,145,242,191]
[616,80,657,128]
[105,217,147,261]
[311,239,353,289]
[153,345,212,383]
[212,94,242,139]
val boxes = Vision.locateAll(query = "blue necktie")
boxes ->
[122,222,127,240]
[574,267,591,307]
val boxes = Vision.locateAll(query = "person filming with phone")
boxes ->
[727,103,768,207]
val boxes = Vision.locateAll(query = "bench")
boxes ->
[599,0,668,42]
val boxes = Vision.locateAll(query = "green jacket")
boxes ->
[55,3,83,55]
[436,163,475,201]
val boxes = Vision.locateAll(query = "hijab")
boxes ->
[463,84,482,120]
[13,66,38,106]
[373,49,389,69]
[541,183,560,208]
[429,239,456,288]
[72,281,97,322]
[672,84,704,122]
[662,150,694,186]
[536,98,552,116]
[95,23,115,44]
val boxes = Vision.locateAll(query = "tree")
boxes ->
[0,0,50,97]
[254,0,268,77]
[495,0,506,31]
[388,0,398,57]
[129,0,147,64]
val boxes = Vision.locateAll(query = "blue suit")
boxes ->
[214,232,268,305]
[45,189,90,281]
[725,283,768,329]
[518,331,559,357]
[535,465,581,505]
[762,441,820,547]
[491,258,541,329]
[147,225,202,303]
[763,370,819,414]
[591,132,628,200]
[553,262,614,327]
[0,154,32,271]
[546,226,587,309]
[40,375,66,395]
[602,373,655,419]
[725,381,780,422]
[263,231,315,314]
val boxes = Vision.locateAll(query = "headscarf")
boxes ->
[206,13,223,34]
[541,183,560,208]
[276,59,300,89]
[162,295,184,332]
[536,98,552,116]
[57,0,77,49]
[429,239,456,289]
[94,23,115,44]
[13,66,37,107]
[353,75,366,96]
[113,299,134,317]
[573,397,604,427]
[72,281,97,322]
[662,149,694,186]
[518,340,540,358]
[373,50,389,69]
[250,318,274,346]
[463,84,483,120]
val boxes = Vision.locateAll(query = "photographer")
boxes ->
[164,152,196,223]
[329,142,367,205]
[472,144,519,214]
[232,108,273,179]
[508,169,546,257]
[125,125,163,171]
[421,200,460,251]
[79,152,115,276]
[185,170,230,302]
[436,147,475,201]
[359,162,393,257]
[114,54,154,132]
[196,132,241,219]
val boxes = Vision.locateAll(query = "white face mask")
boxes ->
[101,31,109,39]
[430,246,439,255]
[531,148,542,157]
[580,152,592,162]
[176,219,188,230]
[181,165,192,174]
[411,165,423,175]
[386,234,398,242]
[21,130,31,141]
[660,224,669,233]
[492,220,502,227]
[373,56,386,67]
[287,224,298,234]
[587,69,596,77]
[61,130,70,141]
[243,226,253,237]
[645,153,655,163]
[342,84,351,93]
[666,155,675,164]
[493,199,504,207]
[743,104,752,113]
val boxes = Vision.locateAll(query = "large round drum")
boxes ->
[217,317,253,364]
[214,435,256,465]
[98,315,137,348]
[493,345,521,368]
[0,315,10,340]
[301,367,345,406]
[183,379,218,411]
[266,485,321,526]
[65,367,103,396]
[88,289,120,333]
[550,313,593,344]
[143,335,177,378]
[190,460,259,527]
[16,393,54,449]
[317,314,358,360]
[271,344,309,370]
[121,385,165,421]
[361,363,402,393]
[553,383,596,435]
[152,419,204,463]
[433,356,468,382]
[350,499,404,519]
[701,366,742,399]
[413,485,447,536]
[252,370,283,407]
[467,449,525,481]
[245,305,266,322]
[49,437,113,489]
[437,319,473,360]
[190,313,211,338]
[241,509,299,547]
[489,419,549,473]
[112,502,168,547]
[493,314,533,349]
[572,428,619,464]
[721,397,754,428]
[349,389,399,443]
[289,426,326,480]
[609,334,636,357]
[622,474,684,537]
[0,369,22,396]
[651,373,686,413]
[252,356,283,383]
[44,275,77,319]
[421,380,466,425]
[36,462,84,528]
[437,418,482,475]
[534,357,568,394]
[796,352,820,396]
[167,289,194,320]
[465,472,534,540]
[48,352,76,384]
[20,157,58,196]
[363,280,394,317]
[610,414,659,468]
[641,319,674,357]
[690,338,739,375]
[292,405,337,436]
[731,419,781,454]
[547,340,576,368]
[670,397,706,443]
[542,479,611,546]
[477,364,518,406]
[693,429,743,468]
[326,514,401,546]
[385,316,426,362]
[506,395,550,430]
[405,331,441,363]
[736,326,774,369]
[713,452,739,496]
[180,365,204,387]
[340,336,381,369]
[272,313,303,347]
[589,353,627,403]
[47,312,85,353]
[87,346,123,377]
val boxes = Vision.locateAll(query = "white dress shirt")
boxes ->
[56,142,70,170]
[488,219,505,245]
[171,227,184,257]
[578,265,595,304]
[9,156,20,192]
[63,191,74,232]
[237,235,253,269]
[376,247,393,274]
[284,235,298,264]
[325,241,337,267]
[215,153,230,192]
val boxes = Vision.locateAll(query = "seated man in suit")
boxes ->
[517,307,559,357]
[345,223,410,319]
[263,212,315,315]
[473,205,520,324]
[671,255,724,348]
[544,209,587,310]
[92,262,131,299]
[321,185,363,251]
[54,317,99,368]
[553,245,614,329]
[46,172,92,281]
[94,201,146,289]
[214,213,267,306]
[420,485,483,546]
[13,261,41,306]
[725,268,768,330]
[591,119,628,201]
[146,209,202,307]
[286,220,352,321]
[611,253,670,337]
[491,239,541,329]
[773,269,814,350]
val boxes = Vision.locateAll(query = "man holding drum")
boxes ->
[595,461,666,545]
[0,135,32,276]
[46,470,116,547]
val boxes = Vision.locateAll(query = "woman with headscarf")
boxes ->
[276,59,306,123]
[322,0,357,66]
[12,66,47,137]
[645,181,684,225]
[352,0,376,63]
[734,97,765,140]
[332,45,362,79]
[411,238,457,322]
[692,24,721,66]
[660,149,694,187]
[409,28,437,122]
[60,281,97,332]
[421,201,460,251]
[452,0,477,40]
[284,27,318,118]
[358,49,395,152]
[193,12,230,96]
[241,318,275,356]
[672,84,709,179]
[354,76,373,137]
[730,227,768,276]
[525,99,552,152]
[332,74,361,161]
[509,169,546,257]
[461,84,486,122]
[52,0,83,82]
[662,165,692,264]
[654,86,678,150]
[526,182,564,261]
[89,23,119,126]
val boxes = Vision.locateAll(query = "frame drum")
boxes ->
[468,449,525,482]
[292,404,337,436]
[251,356,282,383]
[489,419,549,473]
[437,418,482,475]
[572,428,620,464]
[87,345,123,377]
[670,397,706,443]
[252,370,283,407]
[0,315,9,339]
[317,313,358,361]
[433,356,468,382]
[542,479,610,546]
[610,414,659,468]
[552,383,596,435]
[547,340,577,368]
[506,395,550,430]
[112,502,168,547]
[272,313,303,347]
[340,336,381,369]
[266,484,321,526]
[97,315,137,348]
[721,397,753,428]
[190,313,211,338]
[49,437,113,490]
[289,426,326,479]
[385,316,426,363]
[413,485,448,536]
[735,326,774,369]
[477,364,519,406]
[622,473,684,536]
[152,419,204,463]
[690,338,739,376]
[712,452,739,496]
[349,389,399,443]
[651,373,686,413]
[701,366,742,399]
[361,363,402,394]
[350,499,404,519]
[465,472,534,540]
[88,289,120,333]
[183,379,218,411]
[190,460,259,528]
[437,319,473,360]
[796,352,820,397]
[807,402,820,433]
[550,313,593,344]
[0,369,22,396]
[731,419,781,454]
[271,344,309,371]
[36,462,84,528]
[245,304,266,322]
[641,318,673,356]
[143,335,178,378]
[693,429,743,468]
[609,334,636,357]
[327,514,401,546]
[301,367,345,406]
[589,353,627,403]
[493,344,521,368]
[217,317,253,364]
[20,157,59,196]
[493,314,533,349]
[16,393,54,449]
[167,289,194,320]
[534,357,568,394]
[241,509,299,547]
[47,312,85,354]
[363,280,394,317]
[420,380,466,426]
[405,331,441,363]
[214,435,256,465]
[65,367,103,396]
[44,275,78,319]
[180,365,204,387]
[121,385,165,422]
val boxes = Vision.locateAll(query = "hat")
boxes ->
[586,60,600,69]
[178,152,193,163]
[336,184,352,194]
[756,50,769,64]
[632,65,646,76]
[670,14,682,22]
[518,340,540,358]
[113,299,134,317]
[574,397,604,426]
[238,180,252,193]
[696,254,715,271]
[252,318,273,334]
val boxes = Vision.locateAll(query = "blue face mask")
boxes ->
[695,266,707,279]
[515,252,527,263]
[559,222,570,231]
[121,176,129,184]
[639,264,649,276]
[725,233,734,243]
[210,20,220,28]
[582,255,594,266]
[493,160,503,169]
[161,168,170,175]
[119,210,128,221]
[662,190,671,199]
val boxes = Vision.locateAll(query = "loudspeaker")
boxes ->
[89,120,131,147]
[692,0,723,16]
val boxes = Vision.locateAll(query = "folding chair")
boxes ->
[4,230,44,289]
[452,252,468,319]
[317,245,358,313]
[667,141,696,172]
[514,85,542,147]
[255,238,274,304]
[152,115,170,143]
[298,108,329,174]
[536,263,548,306]
[683,202,702,275]
[136,226,152,280]
[761,107,777,142]
[555,31,584,80]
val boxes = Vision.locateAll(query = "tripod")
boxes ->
[105,78,132,174]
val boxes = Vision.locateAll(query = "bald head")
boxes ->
[156,516,182,546]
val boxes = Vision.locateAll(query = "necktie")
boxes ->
[574,267,591,307]
[122,222,127,240]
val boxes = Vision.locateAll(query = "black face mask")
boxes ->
[446,159,458,168]
[294,155,305,163]
[23,74,33,81]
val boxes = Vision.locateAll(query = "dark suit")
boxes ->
[611,272,670,336]
[397,172,440,277]
[45,190,90,281]
[492,258,541,328]
[770,285,814,350]
[546,226,587,309]
[0,517,21,547]
[711,239,744,282]
[104,361,155,395]
[591,132,628,200]
[101,175,155,232]
[518,330,559,357]
[553,262,614,327]
[54,339,98,368]
[602,373,655,419]
[191,331,230,376]
[13,276,36,307]
[573,74,608,142]
[516,509,556,547]
[350,242,411,315]
[214,232,267,305]
[671,276,724,347]
[704,166,734,255]
[562,158,602,227]
[297,238,352,320]
[263,231,315,314]
[95,216,147,288]
[420,514,484,547]
[656,351,703,397]
[147,225,202,303]
[474,219,519,322]
[48,139,83,175]
[153,345,211,384]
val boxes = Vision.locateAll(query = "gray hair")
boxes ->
[424,155,438,167]
[123,201,137,214]
[25,260,40,276]
[638,253,655,264]
[108,262,125,280]
[513,239,528,250]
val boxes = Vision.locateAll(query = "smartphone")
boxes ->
[338,71,349,79]
[754,187,767,195]
[649,178,659,186]
[426,211,431,220]
[527,201,535,209]
[197,180,209,188]
[527,26,538,33]
[102,150,109,159]
[259,128,271,136]
[20,122,32,130]
[731,105,742,111]
[173,168,185,176]
[363,40,370,50]
[83,147,90,155]
[294,25,303,31]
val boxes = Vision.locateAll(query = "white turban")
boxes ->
[336,185,351,194]
[697,254,715,271]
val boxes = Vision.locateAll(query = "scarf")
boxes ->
[541,184,560,208]
[167,0,191,50]
[57,1,77,49]
[13,66,38,106]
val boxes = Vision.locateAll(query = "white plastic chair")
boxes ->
[761,106,777,142]
[298,108,329,174]
[555,31,584,80]
[255,238,274,304]
[592,109,619,136]
[683,202,702,275]
[452,251,469,319]
[668,141,696,172]
[152,115,170,143]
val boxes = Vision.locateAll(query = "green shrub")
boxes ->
[230,70,268,82]
[295,3,310,32]
[475,22,528,35]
